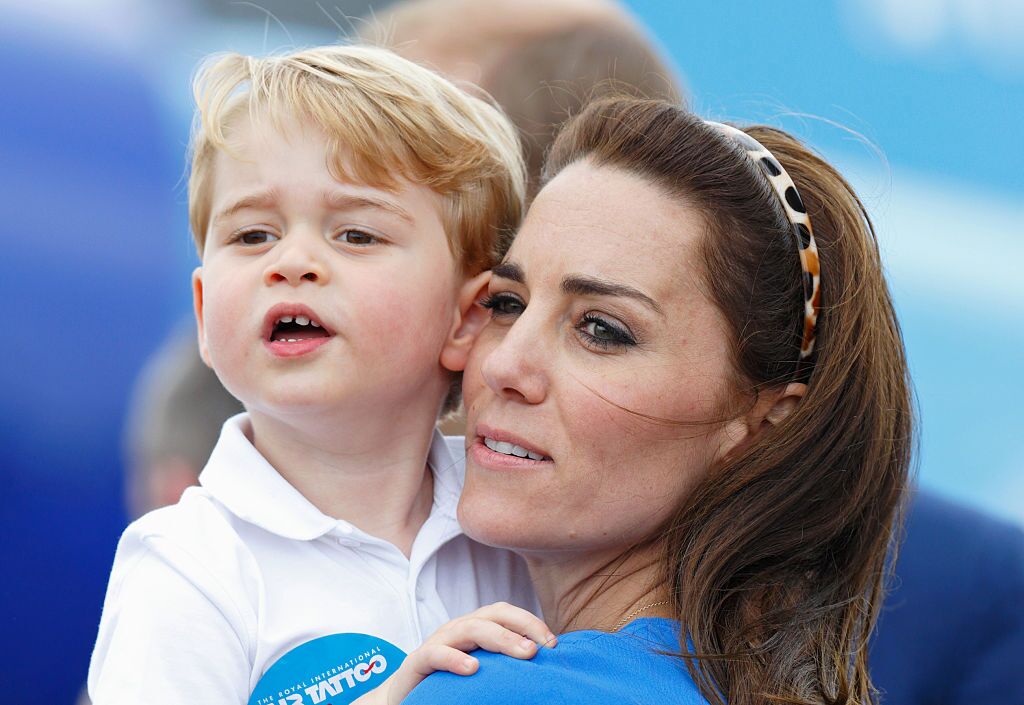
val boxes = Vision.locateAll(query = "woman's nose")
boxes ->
[263,234,329,286]
[479,315,549,405]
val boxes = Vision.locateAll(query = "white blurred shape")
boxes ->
[0,0,193,56]
[863,0,949,50]
[853,162,1024,318]
[845,0,1024,73]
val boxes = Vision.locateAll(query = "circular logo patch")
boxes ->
[248,633,406,705]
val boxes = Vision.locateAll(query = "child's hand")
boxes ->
[352,602,556,705]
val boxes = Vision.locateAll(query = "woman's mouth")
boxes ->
[471,426,552,469]
[482,436,548,461]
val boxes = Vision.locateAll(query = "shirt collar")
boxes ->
[199,413,464,542]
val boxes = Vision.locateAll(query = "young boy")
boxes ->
[88,45,545,705]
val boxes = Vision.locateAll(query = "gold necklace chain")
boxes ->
[612,600,671,631]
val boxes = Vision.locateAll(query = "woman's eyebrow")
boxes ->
[492,261,525,282]
[562,274,664,316]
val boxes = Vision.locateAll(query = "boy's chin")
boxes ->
[245,381,428,421]
[243,383,365,418]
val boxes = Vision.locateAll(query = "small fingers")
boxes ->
[471,602,557,647]
[439,617,541,660]
[382,645,478,705]
[419,643,479,676]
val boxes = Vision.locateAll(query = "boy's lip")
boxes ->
[261,302,335,341]
[472,423,553,463]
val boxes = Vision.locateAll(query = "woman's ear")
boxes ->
[440,270,492,372]
[192,267,213,368]
[717,382,807,460]
[761,383,806,429]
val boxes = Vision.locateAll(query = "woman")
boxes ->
[405,96,912,705]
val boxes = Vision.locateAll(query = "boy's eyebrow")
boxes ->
[562,275,664,316]
[320,190,414,224]
[210,189,415,226]
[211,189,281,226]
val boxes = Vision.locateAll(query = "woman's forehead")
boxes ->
[509,161,706,297]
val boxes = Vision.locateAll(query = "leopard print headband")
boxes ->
[705,121,821,363]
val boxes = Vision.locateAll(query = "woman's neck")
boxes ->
[522,542,671,633]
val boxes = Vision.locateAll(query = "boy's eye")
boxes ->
[336,229,379,246]
[479,292,525,318]
[237,230,278,245]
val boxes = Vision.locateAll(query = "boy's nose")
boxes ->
[263,240,329,286]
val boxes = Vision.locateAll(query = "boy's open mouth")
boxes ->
[270,315,330,343]
[262,305,335,358]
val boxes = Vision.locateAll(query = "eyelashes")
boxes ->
[334,228,382,246]
[479,292,638,350]
[230,229,279,246]
[227,227,383,247]
[479,292,525,317]
[578,313,637,349]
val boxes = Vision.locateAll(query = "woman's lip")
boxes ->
[474,423,551,459]
[469,438,553,470]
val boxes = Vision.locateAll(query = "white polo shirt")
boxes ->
[88,413,537,705]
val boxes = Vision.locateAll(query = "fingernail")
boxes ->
[463,656,477,672]
[520,638,535,650]
[545,633,558,646]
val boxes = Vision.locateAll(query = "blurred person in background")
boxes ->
[123,323,244,518]
[363,0,682,200]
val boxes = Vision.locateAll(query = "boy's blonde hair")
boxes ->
[188,44,526,273]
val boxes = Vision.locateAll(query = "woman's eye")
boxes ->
[579,314,636,349]
[336,229,379,246]
[479,293,525,318]
[237,230,278,245]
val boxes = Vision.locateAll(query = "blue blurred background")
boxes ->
[1,0,1021,700]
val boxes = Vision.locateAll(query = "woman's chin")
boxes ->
[457,495,554,553]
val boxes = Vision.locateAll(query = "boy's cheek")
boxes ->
[355,280,456,360]
[197,278,254,363]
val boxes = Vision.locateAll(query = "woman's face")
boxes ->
[459,160,744,556]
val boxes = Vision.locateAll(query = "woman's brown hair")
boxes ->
[543,97,913,705]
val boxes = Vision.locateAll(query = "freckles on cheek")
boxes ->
[562,377,705,464]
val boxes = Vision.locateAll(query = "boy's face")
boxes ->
[194,115,464,419]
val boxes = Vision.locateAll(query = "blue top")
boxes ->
[404,618,708,704]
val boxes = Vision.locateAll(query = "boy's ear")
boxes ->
[192,267,213,368]
[440,270,491,373]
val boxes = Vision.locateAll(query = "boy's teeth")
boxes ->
[280,316,293,324]
[296,315,310,325]
[310,320,321,328]
[527,451,544,461]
